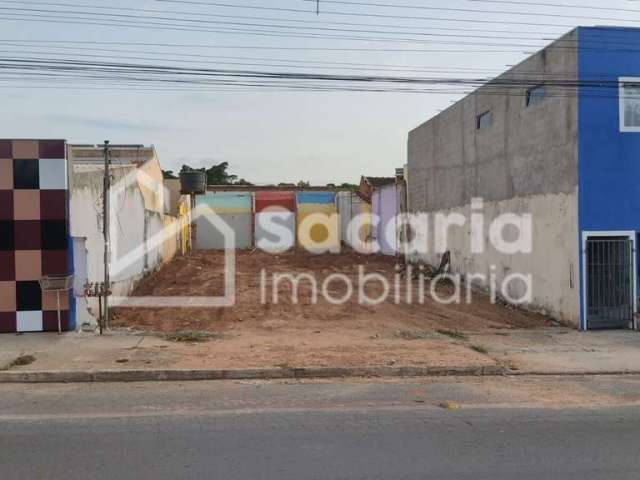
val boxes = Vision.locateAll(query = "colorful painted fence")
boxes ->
[337,191,372,251]
[195,192,253,249]
[254,191,295,252]
[0,139,73,333]
[296,191,339,252]
[193,190,379,254]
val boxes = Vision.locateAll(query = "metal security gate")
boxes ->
[585,236,634,329]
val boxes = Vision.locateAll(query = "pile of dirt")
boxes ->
[112,250,553,335]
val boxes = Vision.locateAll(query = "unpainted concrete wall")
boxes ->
[408,191,580,325]
[408,30,579,210]
[406,30,580,325]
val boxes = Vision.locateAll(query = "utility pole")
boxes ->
[102,140,111,330]
[316,0,319,14]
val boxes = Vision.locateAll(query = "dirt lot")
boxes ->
[111,250,553,369]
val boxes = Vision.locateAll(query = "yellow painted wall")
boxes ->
[297,203,339,251]
[160,215,179,264]
[179,198,190,255]
[136,151,165,214]
[358,202,372,253]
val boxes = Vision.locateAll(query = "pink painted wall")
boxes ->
[372,183,398,255]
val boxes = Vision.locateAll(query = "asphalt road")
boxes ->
[1,377,640,479]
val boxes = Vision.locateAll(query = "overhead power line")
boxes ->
[0,38,525,53]
[2,10,640,55]
[300,0,640,17]
[0,0,565,36]
[0,7,563,45]
[452,0,640,15]
[0,11,562,48]
[0,55,628,91]
[0,5,569,44]
[0,1,639,54]
[157,0,631,27]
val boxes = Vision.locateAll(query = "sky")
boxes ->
[0,0,638,185]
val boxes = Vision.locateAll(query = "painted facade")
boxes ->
[296,191,339,252]
[196,189,350,253]
[577,27,640,330]
[195,191,253,250]
[371,183,399,256]
[337,191,371,250]
[255,191,296,252]
[0,139,74,333]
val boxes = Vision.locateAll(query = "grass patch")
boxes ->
[436,329,468,341]
[394,330,434,340]
[469,344,488,354]
[164,331,220,343]
[1,354,36,371]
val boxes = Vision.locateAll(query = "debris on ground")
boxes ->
[438,401,461,410]
[1,353,36,371]
[394,330,435,340]
[163,331,221,343]
[436,329,469,341]
[469,344,489,354]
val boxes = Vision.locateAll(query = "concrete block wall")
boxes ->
[407,29,581,326]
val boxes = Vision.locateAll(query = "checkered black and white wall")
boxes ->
[0,139,73,333]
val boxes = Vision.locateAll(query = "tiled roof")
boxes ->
[364,176,395,187]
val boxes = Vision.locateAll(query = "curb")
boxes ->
[508,370,640,376]
[0,365,506,383]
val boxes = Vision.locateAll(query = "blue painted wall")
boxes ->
[197,192,252,210]
[578,27,640,328]
[296,191,335,205]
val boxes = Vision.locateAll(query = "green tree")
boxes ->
[180,162,250,185]
[234,178,253,186]
[296,180,311,187]
[337,182,358,191]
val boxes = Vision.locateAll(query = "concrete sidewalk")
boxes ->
[0,327,639,382]
[0,329,498,382]
[468,328,640,374]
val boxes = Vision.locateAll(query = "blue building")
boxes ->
[408,26,640,330]
[577,27,640,330]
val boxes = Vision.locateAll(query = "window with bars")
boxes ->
[620,78,640,131]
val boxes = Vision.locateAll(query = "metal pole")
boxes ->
[98,290,103,335]
[103,141,110,330]
[190,193,196,255]
[56,290,61,335]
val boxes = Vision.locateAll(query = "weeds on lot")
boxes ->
[394,330,434,340]
[469,344,489,354]
[438,401,460,410]
[0,353,36,371]
[164,331,220,343]
[436,329,468,341]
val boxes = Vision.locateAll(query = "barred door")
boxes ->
[586,236,634,330]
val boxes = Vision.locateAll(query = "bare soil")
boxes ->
[111,250,553,369]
